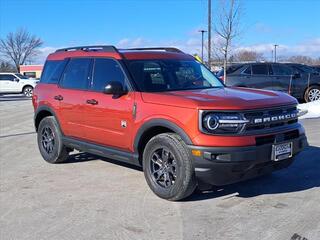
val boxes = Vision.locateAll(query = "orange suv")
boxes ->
[33,46,308,200]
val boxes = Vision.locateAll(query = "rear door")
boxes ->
[249,64,273,90]
[57,58,92,139]
[82,58,135,151]
[270,64,293,93]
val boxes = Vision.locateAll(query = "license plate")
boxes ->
[272,142,293,161]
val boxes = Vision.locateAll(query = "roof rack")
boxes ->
[55,45,118,53]
[125,47,183,53]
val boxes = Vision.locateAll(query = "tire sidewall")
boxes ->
[37,116,64,163]
[143,134,195,200]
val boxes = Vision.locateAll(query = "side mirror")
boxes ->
[103,81,127,98]
[14,78,20,82]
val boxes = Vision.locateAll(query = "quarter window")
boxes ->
[251,64,268,75]
[41,60,68,84]
[60,58,92,90]
[91,58,126,92]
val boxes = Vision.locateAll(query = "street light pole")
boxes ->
[274,44,278,62]
[199,30,207,61]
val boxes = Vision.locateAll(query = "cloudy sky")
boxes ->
[1,0,319,63]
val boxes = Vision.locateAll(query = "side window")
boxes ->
[252,64,268,75]
[271,64,293,76]
[0,74,15,81]
[91,58,126,92]
[242,65,252,75]
[41,60,68,84]
[60,58,92,90]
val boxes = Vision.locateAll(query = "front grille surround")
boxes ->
[199,105,299,136]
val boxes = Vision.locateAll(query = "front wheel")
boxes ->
[143,133,197,201]
[304,86,320,102]
[23,86,33,97]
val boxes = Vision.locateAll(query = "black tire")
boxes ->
[23,86,33,97]
[143,133,197,201]
[304,85,320,102]
[37,116,69,164]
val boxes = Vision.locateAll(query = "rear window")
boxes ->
[60,58,92,90]
[40,60,68,84]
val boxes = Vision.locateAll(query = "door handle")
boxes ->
[54,95,63,101]
[86,99,98,105]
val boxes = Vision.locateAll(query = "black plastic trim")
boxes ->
[133,119,193,152]
[62,137,140,166]
[34,106,62,133]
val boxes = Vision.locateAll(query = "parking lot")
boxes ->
[0,96,319,240]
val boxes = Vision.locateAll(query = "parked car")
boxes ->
[0,72,39,97]
[33,46,307,201]
[218,62,320,102]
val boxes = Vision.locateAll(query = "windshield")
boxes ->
[14,73,29,79]
[126,59,224,92]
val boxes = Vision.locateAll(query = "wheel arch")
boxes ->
[34,106,62,132]
[134,119,193,164]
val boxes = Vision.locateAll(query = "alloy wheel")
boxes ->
[308,88,320,102]
[41,126,55,154]
[24,87,33,97]
[150,148,178,188]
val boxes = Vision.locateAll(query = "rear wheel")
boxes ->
[37,116,69,163]
[304,86,320,102]
[23,86,33,97]
[143,133,196,201]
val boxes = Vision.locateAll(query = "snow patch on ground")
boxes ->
[298,100,320,119]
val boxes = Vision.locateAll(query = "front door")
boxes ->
[82,58,135,151]
[0,74,19,92]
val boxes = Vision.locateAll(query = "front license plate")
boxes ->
[272,142,293,161]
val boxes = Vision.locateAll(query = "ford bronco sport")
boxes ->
[33,46,308,201]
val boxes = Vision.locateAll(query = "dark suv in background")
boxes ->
[217,62,320,102]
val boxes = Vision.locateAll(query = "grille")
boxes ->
[243,105,298,133]
[255,130,300,146]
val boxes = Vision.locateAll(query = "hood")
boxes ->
[141,87,297,110]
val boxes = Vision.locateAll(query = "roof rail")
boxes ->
[55,45,118,53]
[125,47,184,53]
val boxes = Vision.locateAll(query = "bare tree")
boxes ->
[0,29,43,72]
[214,0,241,82]
[0,60,15,72]
[233,50,264,62]
[285,55,314,65]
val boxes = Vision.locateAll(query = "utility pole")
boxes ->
[208,0,212,68]
[274,44,278,62]
[199,30,207,61]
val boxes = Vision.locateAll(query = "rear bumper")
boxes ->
[189,133,308,186]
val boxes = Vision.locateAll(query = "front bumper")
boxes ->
[189,133,308,186]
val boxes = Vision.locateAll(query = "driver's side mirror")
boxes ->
[103,81,127,98]
[13,78,20,82]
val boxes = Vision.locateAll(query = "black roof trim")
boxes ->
[55,45,118,53]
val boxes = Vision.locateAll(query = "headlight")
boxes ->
[201,111,249,134]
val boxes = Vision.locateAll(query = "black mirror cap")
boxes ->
[104,81,127,97]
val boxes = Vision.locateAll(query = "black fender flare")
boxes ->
[34,105,62,133]
[133,118,193,153]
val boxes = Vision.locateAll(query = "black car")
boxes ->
[218,62,320,102]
